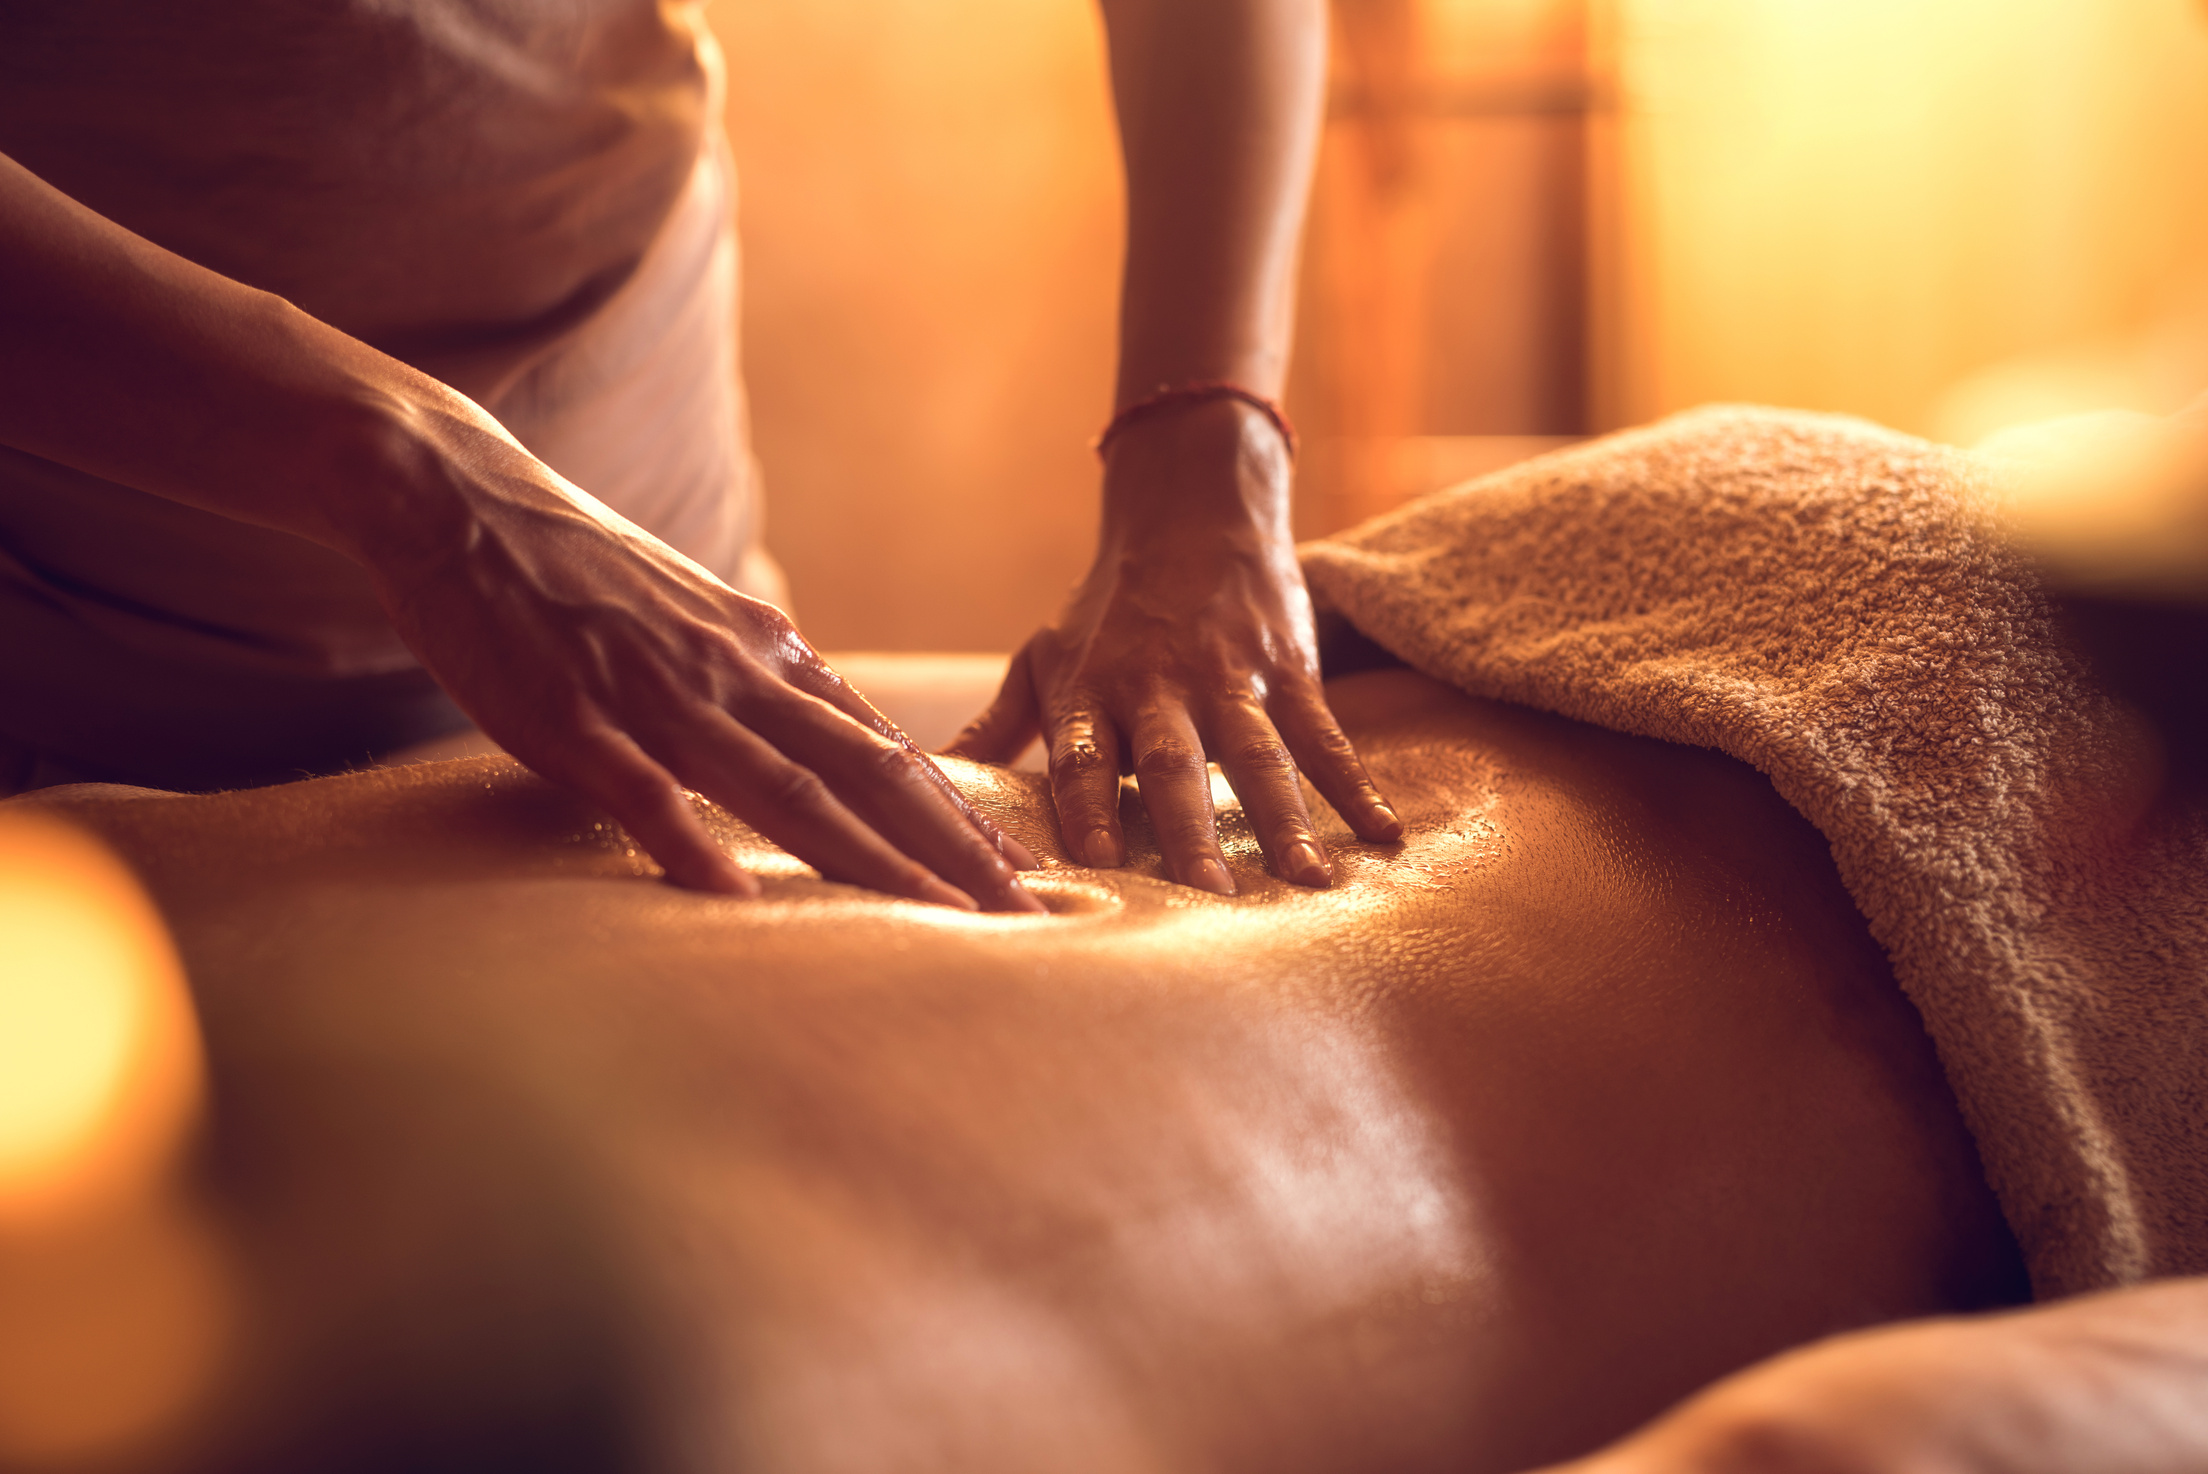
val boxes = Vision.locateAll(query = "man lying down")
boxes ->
[17,406,2208,1473]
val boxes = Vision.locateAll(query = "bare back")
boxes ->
[23,671,2023,1473]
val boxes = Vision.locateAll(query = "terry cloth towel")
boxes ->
[1301,405,2208,1300]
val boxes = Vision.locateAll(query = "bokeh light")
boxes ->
[0,809,232,1471]
[0,810,201,1218]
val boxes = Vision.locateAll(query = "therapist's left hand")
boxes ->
[949,396,1401,893]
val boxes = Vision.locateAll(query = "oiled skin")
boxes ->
[28,671,2023,1474]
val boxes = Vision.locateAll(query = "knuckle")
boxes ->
[763,761,833,814]
[1297,719,1362,764]
[1051,736,1115,783]
[754,602,800,640]
[869,739,930,786]
[1228,736,1296,776]
[725,588,796,634]
[1133,738,1205,783]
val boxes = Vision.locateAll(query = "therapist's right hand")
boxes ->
[0,150,1036,907]
[355,402,1043,911]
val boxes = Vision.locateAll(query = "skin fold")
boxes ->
[17,670,2024,1473]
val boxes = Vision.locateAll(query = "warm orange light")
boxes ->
[0,809,233,1471]
[1990,408,2208,593]
[0,810,201,1220]
[0,1199,236,1471]
[1604,0,2208,437]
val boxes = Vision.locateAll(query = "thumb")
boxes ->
[945,647,1040,763]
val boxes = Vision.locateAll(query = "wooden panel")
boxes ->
[714,0,1120,651]
[1288,0,1595,534]
[717,0,1598,635]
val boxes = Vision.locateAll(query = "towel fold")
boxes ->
[1302,405,2208,1298]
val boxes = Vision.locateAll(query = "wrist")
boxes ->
[305,388,465,569]
[1097,382,1296,461]
[214,297,502,571]
[1097,394,1295,548]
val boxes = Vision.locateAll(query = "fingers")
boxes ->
[1209,698,1334,888]
[524,725,761,897]
[651,702,1009,912]
[783,653,1040,873]
[1126,708,1236,896]
[1272,681,1403,844]
[387,499,1041,909]
[945,648,1041,765]
[1047,706,1128,871]
[731,689,1044,913]
[1043,683,1394,893]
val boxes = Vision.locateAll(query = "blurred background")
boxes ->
[712,0,2208,651]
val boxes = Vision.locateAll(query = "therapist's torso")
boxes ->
[0,0,709,393]
[0,2,761,788]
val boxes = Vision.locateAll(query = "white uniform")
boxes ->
[0,2,774,789]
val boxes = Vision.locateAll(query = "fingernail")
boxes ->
[1368,799,1404,841]
[919,874,980,911]
[1283,839,1333,888]
[999,833,1041,871]
[1189,858,1236,896]
[1083,830,1121,869]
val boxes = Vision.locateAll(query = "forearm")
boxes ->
[1096,0,1326,407]
[962,1,1398,886]
[0,150,497,566]
[0,158,1039,908]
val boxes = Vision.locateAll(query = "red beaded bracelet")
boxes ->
[1092,381,1299,461]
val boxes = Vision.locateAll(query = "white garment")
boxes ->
[0,8,780,787]
[492,35,784,607]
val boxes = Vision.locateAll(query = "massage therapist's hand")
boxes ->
[1522,1278,2208,1474]
[356,399,1043,910]
[0,149,1036,910]
[950,398,1400,892]
[968,0,1386,891]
